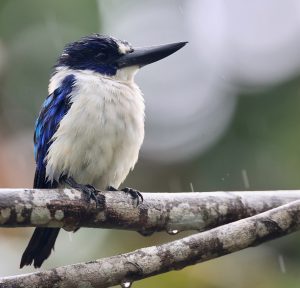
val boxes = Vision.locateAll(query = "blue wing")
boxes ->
[34,74,76,188]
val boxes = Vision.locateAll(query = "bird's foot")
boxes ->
[106,185,143,206]
[122,187,143,206]
[81,184,102,207]
[62,176,103,208]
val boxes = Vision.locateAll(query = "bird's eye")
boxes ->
[95,52,112,63]
[95,52,106,60]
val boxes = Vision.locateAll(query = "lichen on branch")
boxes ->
[1,199,300,288]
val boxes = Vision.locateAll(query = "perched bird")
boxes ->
[20,34,187,268]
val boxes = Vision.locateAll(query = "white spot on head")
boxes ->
[117,41,133,55]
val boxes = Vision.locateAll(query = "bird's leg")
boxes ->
[106,185,143,205]
[61,176,103,208]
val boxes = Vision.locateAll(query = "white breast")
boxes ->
[45,68,145,189]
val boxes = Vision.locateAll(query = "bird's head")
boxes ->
[55,34,187,80]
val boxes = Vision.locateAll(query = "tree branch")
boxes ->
[1,199,300,288]
[0,189,300,234]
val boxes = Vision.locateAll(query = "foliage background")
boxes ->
[0,1,300,287]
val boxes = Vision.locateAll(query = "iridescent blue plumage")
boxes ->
[21,74,76,269]
[33,74,76,188]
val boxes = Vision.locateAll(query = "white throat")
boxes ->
[113,66,139,82]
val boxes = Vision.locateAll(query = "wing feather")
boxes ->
[34,74,76,188]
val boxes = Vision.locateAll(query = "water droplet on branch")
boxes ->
[121,281,132,288]
[167,229,179,235]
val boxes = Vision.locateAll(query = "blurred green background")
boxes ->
[1,0,300,287]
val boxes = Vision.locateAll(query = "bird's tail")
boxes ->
[20,227,60,268]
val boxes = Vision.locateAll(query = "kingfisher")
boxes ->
[20,34,187,268]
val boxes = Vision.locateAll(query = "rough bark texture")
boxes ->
[0,189,300,234]
[1,199,300,288]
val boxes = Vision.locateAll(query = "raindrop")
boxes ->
[189,182,194,192]
[121,281,132,288]
[278,254,286,274]
[167,229,179,235]
[241,169,250,189]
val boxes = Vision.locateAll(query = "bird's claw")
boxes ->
[106,185,143,206]
[122,187,143,206]
[62,177,103,208]
[82,184,102,208]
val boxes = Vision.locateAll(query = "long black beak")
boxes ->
[115,41,188,69]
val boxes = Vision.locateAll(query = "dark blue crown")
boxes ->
[56,34,131,76]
